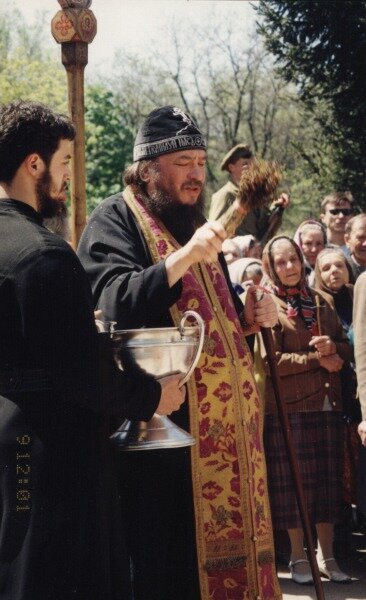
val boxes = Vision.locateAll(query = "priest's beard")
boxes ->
[143,187,207,245]
[36,168,66,219]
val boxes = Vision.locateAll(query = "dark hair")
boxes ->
[43,202,71,242]
[0,100,75,183]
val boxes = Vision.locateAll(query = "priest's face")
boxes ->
[146,150,206,206]
[36,138,72,218]
[142,150,207,243]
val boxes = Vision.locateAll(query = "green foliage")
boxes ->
[0,8,67,110]
[0,8,133,214]
[85,85,134,211]
[256,0,366,207]
[2,2,357,231]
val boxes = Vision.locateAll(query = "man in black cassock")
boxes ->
[0,100,184,600]
[77,106,279,600]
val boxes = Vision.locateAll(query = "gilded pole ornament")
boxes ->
[52,1,96,45]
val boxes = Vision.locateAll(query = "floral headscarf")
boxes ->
[262,236,317,331]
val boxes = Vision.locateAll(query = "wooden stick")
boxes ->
[52,1,97,249]
[61,42,88,249]
[260,327,325,600]
[219,199,251,237]
[315,294,323,336]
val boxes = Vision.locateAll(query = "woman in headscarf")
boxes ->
[261,236,352,585]
[228,257,263,293]
[293,220,327,285]
[232,234,262,259]
[314,248,361,518]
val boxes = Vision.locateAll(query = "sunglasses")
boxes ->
[328,208,353,216]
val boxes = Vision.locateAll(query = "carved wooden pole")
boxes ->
[51,0,97,249]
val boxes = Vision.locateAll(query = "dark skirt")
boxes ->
[358,445,366,516]
[264,411,344,530]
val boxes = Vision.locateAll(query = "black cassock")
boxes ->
[0,199,160,600]
[77,193,245,600]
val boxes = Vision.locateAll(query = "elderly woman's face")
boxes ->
[272,240,302,287]
[300,229,325,266]
[317,252,349,291]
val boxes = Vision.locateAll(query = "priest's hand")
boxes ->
[241,286,278,330]
[186,221,227,264]
[165,221,227,287]
[156,373,186,415]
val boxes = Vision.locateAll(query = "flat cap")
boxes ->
[220,143,252,171]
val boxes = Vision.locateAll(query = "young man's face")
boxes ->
[228,157,253,185]
[146,149,207,206]
[320,200,353,235]
[36,139,72,217]
[345,219,366,266]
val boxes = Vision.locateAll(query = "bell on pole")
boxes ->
[51,0,97,249]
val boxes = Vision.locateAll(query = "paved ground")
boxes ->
[276,517,366,600]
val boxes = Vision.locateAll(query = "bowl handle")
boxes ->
[178,310,205,387]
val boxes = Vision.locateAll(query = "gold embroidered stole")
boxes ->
[123,187,281,600]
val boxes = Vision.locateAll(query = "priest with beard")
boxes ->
[0,100,184,600]
[77,106,281,600]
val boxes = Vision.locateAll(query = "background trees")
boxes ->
[84,86,134,210]
[0,9,67,110]
[1,2,364,228]
[256,0,366,208]
[109,19,320,224]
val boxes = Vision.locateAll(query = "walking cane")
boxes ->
[218,162,325,599]
[260,326,325,600]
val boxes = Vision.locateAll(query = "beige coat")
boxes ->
[261,289,352,414]
[353,272,366,419]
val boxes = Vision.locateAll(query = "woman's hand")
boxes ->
[318,353,343,372]
[309,335,336,356]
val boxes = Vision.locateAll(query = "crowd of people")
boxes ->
[218,152,366,587]
[0,98,365,600]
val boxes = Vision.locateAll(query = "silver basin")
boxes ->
[106,311,205,450]
[110,325,200,381]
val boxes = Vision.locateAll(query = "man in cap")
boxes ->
[77,106,281,600]
[209,143,289,242]
[0,100,183,600]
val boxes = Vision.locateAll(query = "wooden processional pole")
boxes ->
[51,0,97,249]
